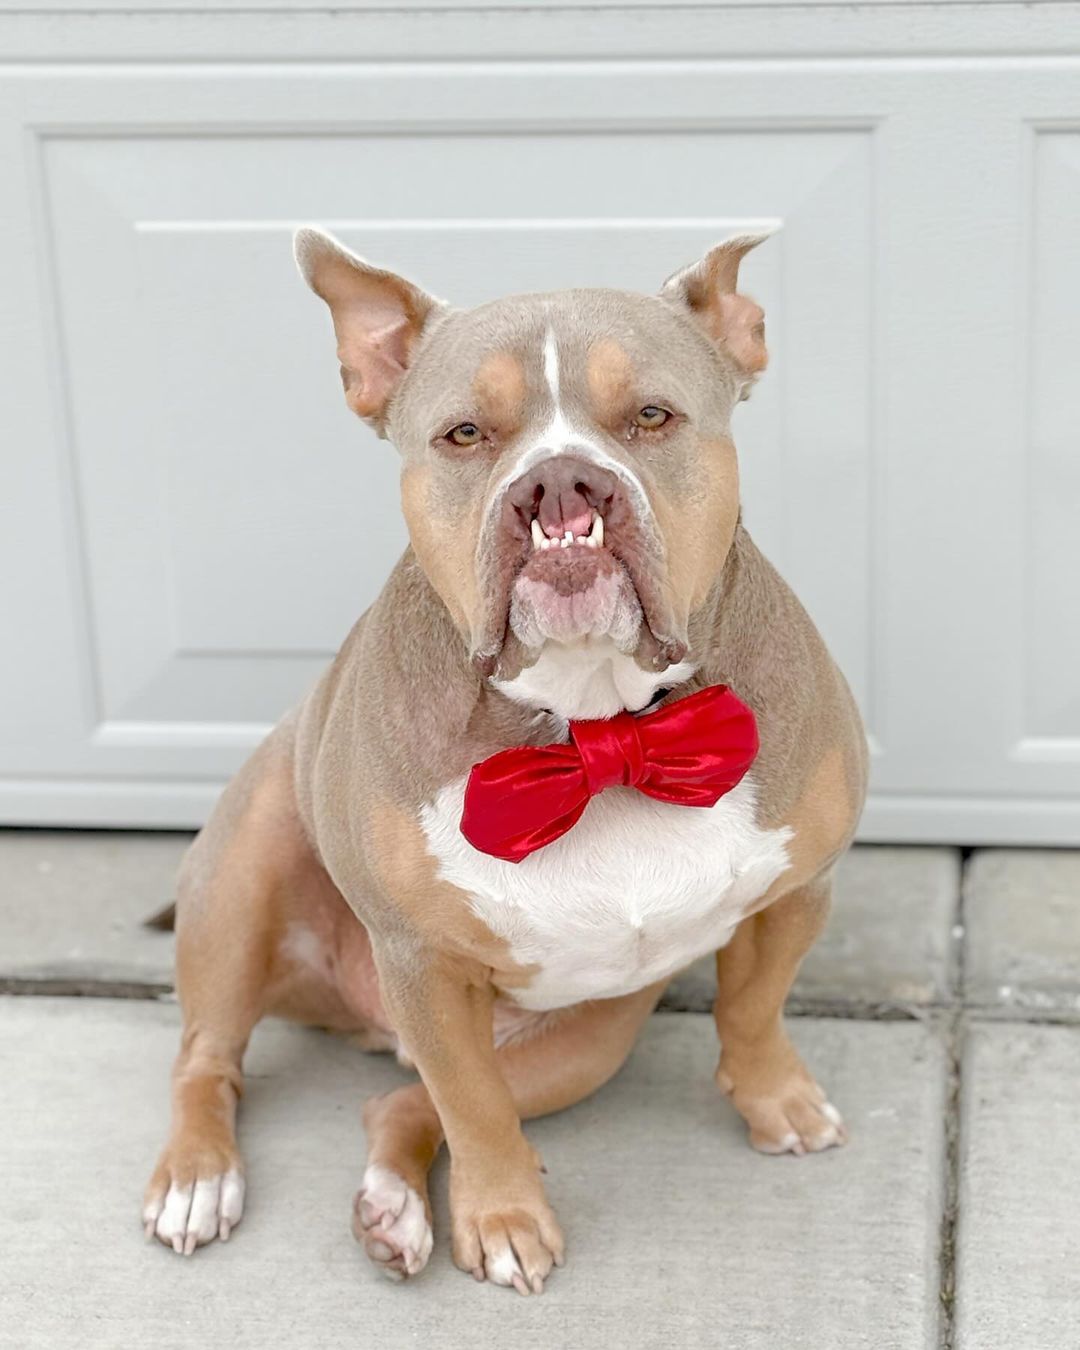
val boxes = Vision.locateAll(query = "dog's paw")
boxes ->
[717,1062,847,1156]
[449,1170,564,1295]
[353,1165,433,1281]
[143,1155,246,1255]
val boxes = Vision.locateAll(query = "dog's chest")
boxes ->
[419,775,792,1010]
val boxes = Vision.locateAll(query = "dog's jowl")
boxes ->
[143,227,867,1293]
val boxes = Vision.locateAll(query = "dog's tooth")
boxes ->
[589,512,605,546]
[530,519,544,549]
[563,529,574,544]
[576,535,588,544]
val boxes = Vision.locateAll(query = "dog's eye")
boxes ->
[634,406,671,429]
[447,422,483,447]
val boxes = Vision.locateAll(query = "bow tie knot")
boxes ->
[460,683,759,863]
[571,711,646,794]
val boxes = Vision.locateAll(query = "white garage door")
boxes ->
[1,1,1078,843]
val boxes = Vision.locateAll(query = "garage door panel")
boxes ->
[38,112,873,749]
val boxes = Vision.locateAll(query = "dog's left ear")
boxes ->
[661,231,773,393]
[294,226,443,434]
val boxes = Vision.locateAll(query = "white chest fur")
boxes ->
[419,773,793,1011]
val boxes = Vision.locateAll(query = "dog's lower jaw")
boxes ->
[507,561,643,653]
[471,521,687,684]
[491,553,696,718]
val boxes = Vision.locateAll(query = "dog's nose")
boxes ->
[506,455,619,541]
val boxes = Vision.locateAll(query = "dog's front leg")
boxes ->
[713,878,847,1156]
[372,937,564,1293]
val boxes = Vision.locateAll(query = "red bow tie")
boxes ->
[460,684,758,863]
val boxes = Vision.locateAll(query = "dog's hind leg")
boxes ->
[143,729,301,1255]
[354,981,662,1289]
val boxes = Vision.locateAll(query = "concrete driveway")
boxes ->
[2,835,1078,1350]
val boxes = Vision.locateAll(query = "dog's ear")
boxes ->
[661,231,774,394]
[294,226,443,433]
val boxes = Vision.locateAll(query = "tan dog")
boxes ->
[143,226,867,1294]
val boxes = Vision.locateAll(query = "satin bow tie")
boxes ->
[459,683,759,863]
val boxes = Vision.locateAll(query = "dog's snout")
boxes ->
[507,456,618,539]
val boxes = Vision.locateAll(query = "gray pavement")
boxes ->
[0,830,186,989]
[1,834,1078,1349]
[963,849,1080,1015]
[955,1022,1080,1350]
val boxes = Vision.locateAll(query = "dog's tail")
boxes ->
[143,902,177,932]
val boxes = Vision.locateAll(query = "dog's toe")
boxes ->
[718,1060,848,1157]
[747,1092,847,1155]
[144,1166,245,1254]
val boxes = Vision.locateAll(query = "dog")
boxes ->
[142,225,867,1295]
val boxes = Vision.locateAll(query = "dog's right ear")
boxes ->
[294,227,443,434]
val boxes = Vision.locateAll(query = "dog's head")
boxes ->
[296,227,770,699]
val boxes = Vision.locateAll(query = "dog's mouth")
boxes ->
[527,502,606,554]
[520,505,610,590]
[510,503,637,648]
[469,482,685,677]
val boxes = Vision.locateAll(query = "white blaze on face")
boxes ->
[481,326,653,535]
[538,324,583,463]
[476,323,674,693]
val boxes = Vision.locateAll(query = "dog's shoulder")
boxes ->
[706,526,868,884]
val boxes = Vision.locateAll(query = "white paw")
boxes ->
[754,1099,847,1156]
[353,1164,433,1280]
[144,1168,246,1255]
